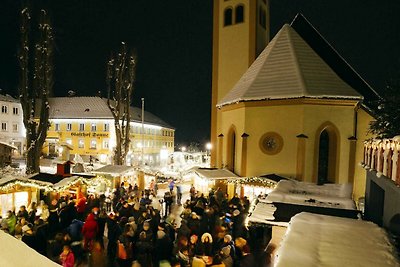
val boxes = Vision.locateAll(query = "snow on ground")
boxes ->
[0,230,60,267]
[274,212,400,267]
[266,180,356,210]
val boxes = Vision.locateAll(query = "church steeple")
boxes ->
[210,0,269,167]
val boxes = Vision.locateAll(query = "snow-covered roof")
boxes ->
[0,141,17,150]
[38,96,173,129]
[0,176,53,189]
[92,165,137,175]
[192,168,239,180]
[53,175,86,188]
[0,94,19,103]
[266,180,355,210]
[275,212,399,267]
[0,230,61,267]
[217,24,362,107]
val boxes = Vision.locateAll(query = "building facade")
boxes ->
[0,94,25,156]
[42,97,174,166]
[211,1,379,201]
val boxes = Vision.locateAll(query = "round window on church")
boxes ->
[259,132,283,155]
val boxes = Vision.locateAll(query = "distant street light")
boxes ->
[206,142,212,167]
[181,146,186,152]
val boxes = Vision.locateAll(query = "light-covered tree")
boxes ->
[18,5,53,174]
[106,42,137,165]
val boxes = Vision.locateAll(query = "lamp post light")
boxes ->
[181,146,186,152]
[206,142,212,167]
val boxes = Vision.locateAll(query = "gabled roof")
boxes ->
[217,24,363,107]
[37,96,173,129]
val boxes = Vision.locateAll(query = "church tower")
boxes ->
[211,0,270,167]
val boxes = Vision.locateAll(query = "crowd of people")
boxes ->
[0,180,274,267]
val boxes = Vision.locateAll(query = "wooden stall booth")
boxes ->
[0,177,53,217]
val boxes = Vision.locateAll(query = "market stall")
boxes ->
[183,167,239,196]
[92,165,137,189]
[0,176,53,217]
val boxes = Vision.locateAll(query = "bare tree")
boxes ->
[18,6,53,174]
[107,42,137,165]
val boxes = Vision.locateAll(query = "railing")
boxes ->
[362,137,400,186]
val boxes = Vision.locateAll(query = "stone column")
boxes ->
[391,148,398,182]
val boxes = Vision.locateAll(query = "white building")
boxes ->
[0,94,25,156]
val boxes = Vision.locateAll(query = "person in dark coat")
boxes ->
[21,224,37,251]
[155,230,172,266]
[232,209,246,240]
[118,201,133,219]
[135,231,154,267]
[17,205,29,220]
[67,219,84,241]
[106,213,121,267]
[33,219,48,255]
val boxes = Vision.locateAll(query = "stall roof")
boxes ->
[247,180,358,225]
[192,168,239,180]
[266,180,355,210]
[53,175,87,188]
[0,230,61,267]
[92,165,137,175]
[275,212,399,267]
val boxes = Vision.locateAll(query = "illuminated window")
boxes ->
[12,123,18,132]
[12,107,18,115]
[78,139,84,148]
[67,123,72,131]
[91,123,97,132]
[224,8,233,26]
[1,105,8,114]
[90,139,97,149]
[1,122,7,131]
[235,5,244,23]
[104,123,109,132]
[103,139,109,149]
[55,123,60,131]
[79,123,85,131]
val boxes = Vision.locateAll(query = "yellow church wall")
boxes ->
[353,108,375,202]
[244,105,303,177]
[219,100,361,187]
[220,108,246,175]
[301,104,357,184]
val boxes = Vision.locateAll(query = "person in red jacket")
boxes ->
[60,244,75,267]
[82,213,98,251]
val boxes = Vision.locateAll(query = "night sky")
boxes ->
[0,0,399,146]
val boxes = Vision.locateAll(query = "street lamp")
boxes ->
[206,142,212,167]
[181,146,186,152]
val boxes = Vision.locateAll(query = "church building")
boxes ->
[210,0,379,201]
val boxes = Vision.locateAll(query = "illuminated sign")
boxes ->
[70,132,109,138]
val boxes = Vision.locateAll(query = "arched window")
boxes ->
[235,5,244,23]
[224,8,233,26]
[318,130,330,184]
[316,124,339,185]
[227,126,236,172]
